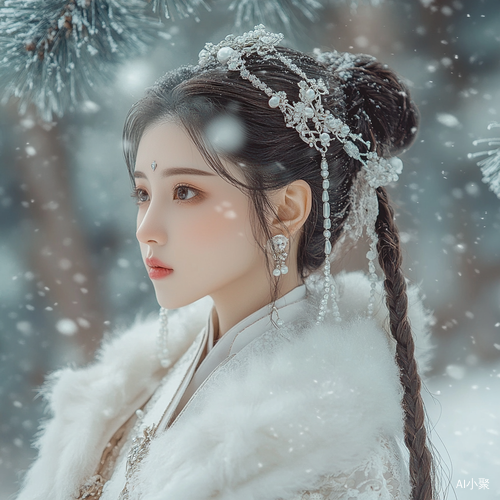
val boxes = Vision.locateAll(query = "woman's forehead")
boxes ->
[135,120,246,183]
[135,122,213,173]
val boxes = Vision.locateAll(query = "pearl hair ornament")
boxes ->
[197,25,403,325]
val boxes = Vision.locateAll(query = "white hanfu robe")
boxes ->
[15,271,434,500]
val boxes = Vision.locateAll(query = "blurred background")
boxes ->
[0,0,499,498]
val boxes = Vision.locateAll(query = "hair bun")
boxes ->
[315,49,419,157]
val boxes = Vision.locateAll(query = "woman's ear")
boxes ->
[269,180,312,238]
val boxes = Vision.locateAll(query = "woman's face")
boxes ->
[134,121,267,310]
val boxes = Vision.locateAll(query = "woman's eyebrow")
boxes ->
[134,167,217,179]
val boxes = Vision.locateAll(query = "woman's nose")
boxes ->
[136,204,167,246]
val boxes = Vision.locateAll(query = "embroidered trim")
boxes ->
[118,423,158,500]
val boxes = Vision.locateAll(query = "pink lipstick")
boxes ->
[145,257,173,280]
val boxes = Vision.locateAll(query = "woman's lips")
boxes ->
[148,267,173,279]
[145,257,173,280]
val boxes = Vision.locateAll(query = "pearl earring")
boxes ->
[269,234,289,277]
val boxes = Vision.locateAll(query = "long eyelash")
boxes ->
[131,187,148,205]
[130,185,202,206]
[173,184,203,203]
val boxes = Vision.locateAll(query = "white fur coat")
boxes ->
[16,271,434,500]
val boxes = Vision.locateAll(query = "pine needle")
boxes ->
[468,122,500,199]
[149,0,211,20]
[0,0,159,122]
[228,0,323,33]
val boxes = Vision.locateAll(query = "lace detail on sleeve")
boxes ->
[290,436,411,500]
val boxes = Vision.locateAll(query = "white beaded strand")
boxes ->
[366,228,379,317]
[342,172,382,318]
[157,307,171,368]
[318,152,340,324]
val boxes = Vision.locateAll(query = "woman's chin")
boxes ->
[155,291,205,311]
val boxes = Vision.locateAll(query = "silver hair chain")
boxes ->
[197,25,404,325]
[155,25,405,344]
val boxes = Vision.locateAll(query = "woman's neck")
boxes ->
[210,272,303,341]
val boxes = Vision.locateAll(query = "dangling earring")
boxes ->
[269,234,289,276]
[271,304,284,328]
[157,307,171,368]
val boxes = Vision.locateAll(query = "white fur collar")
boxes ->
[16,272,434,500]
[16,297,212,500]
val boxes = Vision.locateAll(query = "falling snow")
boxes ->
[1,1,500,499]
[436,112,461,128]
[56,319,78,336]
[205,115,246,154]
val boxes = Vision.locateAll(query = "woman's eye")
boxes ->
[174,185,197,201]
[132,188,150,204]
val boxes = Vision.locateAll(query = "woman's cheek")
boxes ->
[188,195,248,245]
[181,203,248,247]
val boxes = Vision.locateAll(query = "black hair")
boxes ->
[123,46,440,500]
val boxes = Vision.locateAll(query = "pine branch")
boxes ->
[0,0,387,122]
[148,0,211,20]
[0,0,159,122]
[469,122,500,199]
[228,0,323,33]
[348,0,384,5]
[335,0,385,14]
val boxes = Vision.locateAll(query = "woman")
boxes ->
[16,26,438,500]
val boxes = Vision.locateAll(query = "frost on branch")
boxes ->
[469,122,500,199]
[0,0,158,122]
[149,0,211,20]
[338,0,384,11]
[229,0,323,32]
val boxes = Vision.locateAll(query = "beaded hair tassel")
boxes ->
[157,307,171,368]
[198,25,403,323]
